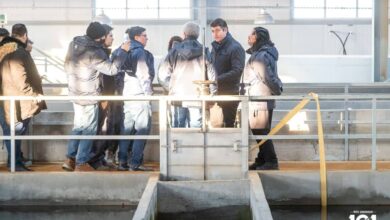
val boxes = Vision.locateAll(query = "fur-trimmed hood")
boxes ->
[0,36,25,62]
[0,42,17,63]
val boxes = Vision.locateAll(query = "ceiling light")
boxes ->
[93,10,112,25]
[254,8,274,24]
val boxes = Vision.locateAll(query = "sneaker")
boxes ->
[89,160,103,170]
[129,165,153,172]
[62,158,76,171]
[21,154,32,167]
[117,163,129,171]
[102,160,117,170]
[106,151,116,164]
[256,162,279,170]
[95,160,117,171]
[95,164,111,171]
[23,160,33,167]
[75,163,95,172]
[8,164,32,172]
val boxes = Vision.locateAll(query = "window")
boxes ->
[294,0,325,19]
[358,0,372,18]
[95,0,126,19]
[326,0,356,18]
[95,0,191,20]
[293,0,372,19]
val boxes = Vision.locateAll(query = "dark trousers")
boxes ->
[107,101,123,154]
[251,110,278,164]
[2,117,31,167]
[90,101,122,165]
[218,101,239,128]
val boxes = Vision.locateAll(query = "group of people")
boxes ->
[0,17,283,172]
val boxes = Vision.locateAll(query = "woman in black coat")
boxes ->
[243,27,283,170]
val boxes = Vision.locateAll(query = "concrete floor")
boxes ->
[1,161,390,172]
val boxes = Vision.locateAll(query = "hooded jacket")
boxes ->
[0,36,47,124]
[65,35,127,105]
[157,41,181,93]
[113,40,155,96]
[158,38,217,106]
[243,44,283,110]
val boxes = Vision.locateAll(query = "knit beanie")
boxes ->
[86,22,106,40]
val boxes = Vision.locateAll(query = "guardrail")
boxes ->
[1,93,388,172]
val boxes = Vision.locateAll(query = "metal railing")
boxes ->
[32,46,66,84]
[1,93,388,172]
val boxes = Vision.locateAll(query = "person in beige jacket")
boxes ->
[0,23,47,171]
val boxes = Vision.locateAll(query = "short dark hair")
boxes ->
[128,26,146,40]
[210,18,228,29]
[11,23,28,38]
[0,28,9,37]
[102,24,113,36]
[168,36,183,51]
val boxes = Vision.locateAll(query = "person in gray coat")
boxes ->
[243,27,283,170]
[159,22,217,128]
[157,36,191,128]
[63,22,130,172]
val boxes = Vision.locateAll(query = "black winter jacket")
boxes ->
[211,32,245,95]
[243,44,283,110]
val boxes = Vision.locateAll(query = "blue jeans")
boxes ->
[172,106,190,128]
[67,103,98,165]
[118,101,151,168]
[188,107,202,128]
[0,106,30,167]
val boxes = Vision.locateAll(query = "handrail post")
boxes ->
[44,57,48,73]
[202,99,206,132]
[159,98,168,180]
[202,99,207,180]
[343,85,349,161]
[10,98,16,173]
[241,96,249,178]
[371,98,377,171]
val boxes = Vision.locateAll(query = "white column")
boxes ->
[372,0,388,82]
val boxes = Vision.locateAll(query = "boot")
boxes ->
[256,162,279,170]
[62,158,76,171]
[75,163,95,172]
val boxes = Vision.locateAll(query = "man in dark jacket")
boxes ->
[113,26,155,171]
[0,23,47,171]
[210,18,245,127]
[159,22,216,128]
[63,22,129,172]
